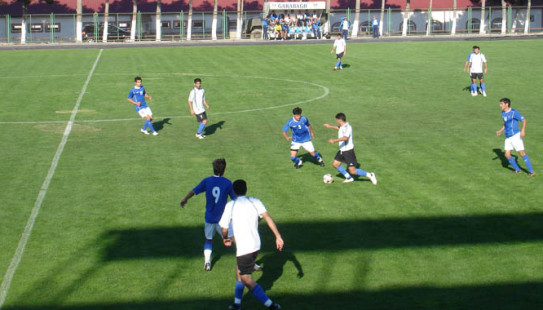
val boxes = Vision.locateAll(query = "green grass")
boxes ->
[1,39,543,310]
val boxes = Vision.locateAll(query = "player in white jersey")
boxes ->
[330,33,346,71]
[463,45,488,97]
[324,113,377,184]
[188,78,210,139]
[219,180,283,310]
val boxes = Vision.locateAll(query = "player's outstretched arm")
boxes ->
[180,190,195,208]
[261,212,284,251]
[323,123,339,130]
[496,126,505,136]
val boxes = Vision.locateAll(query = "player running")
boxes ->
[330,33,346,71]
[324,113,377,184]
[127,76,158,136]
[496,98,535,177]
[282,107,324,169]
[180,158,235,271]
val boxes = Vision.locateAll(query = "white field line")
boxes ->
[0,49,104,309]
[0,78,329,126]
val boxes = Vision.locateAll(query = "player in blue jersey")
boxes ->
[180,158,236,271]
[496,98,535,177]
[282,107,324,169]
[324,113,377,184]
[127,77,158,136]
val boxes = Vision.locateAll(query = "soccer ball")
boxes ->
[323,174,333,184]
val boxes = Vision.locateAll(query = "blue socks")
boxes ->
[355,168,368,177]
[471,83,477,92]
[234,281,244,305]
[480,83,486,92]
[336,166,351,179]
[336,60,341,68]
[143,120,156,133]
[523,155,534,174]
[197,123,206,135]
[250,284,272,307]
[508,157,521,172]
[312,152,322,161]
[290,156,300,164]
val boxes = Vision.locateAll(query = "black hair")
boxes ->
[500,98,511,107]
[213,158,227,176]
[473,45,480,50]
[233,179,247,196]
[194,78,202,83]
[134,76,142,82]
[335,113,346,122]
[292,107,302,115]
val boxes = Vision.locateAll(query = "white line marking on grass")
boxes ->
[0,76,329,125]
[0,49,104,310]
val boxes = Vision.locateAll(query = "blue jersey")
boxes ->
[283,116,312,143]
[193,175,235,223]
[502,108,525,138]
[128,86,148,111]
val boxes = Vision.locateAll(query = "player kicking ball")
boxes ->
[324,113,377,184]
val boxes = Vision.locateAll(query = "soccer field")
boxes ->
[1,39,542,310]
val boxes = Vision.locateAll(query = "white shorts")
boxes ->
[504,133,525,151]
[137,107,153,118]
[205,222,233,240]
[290,141,315,153]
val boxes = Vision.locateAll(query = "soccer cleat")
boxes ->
[269,303,281,310]
[152,131,158,136]
[319,160,325,167]
[368,172,378,185]
[333,67,337,71]
[195,133,205,139]
[528,172,536,177]
[296,160,303,169]
[204,262,212,271]
[228,303,241,310]
[513,170,522,174]
[140,129,149,135]
[343,177,354,183]
[254,264,263,271]
[339,67,343,70]
[482,91,487,97]
[471,91,477,97]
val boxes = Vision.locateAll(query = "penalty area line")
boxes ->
[0,49,104,310]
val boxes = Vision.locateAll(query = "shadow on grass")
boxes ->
[5,281,543,310]
[101,212,543,260]
[492,148,527,173]
[152,118,171,132]
[203,120,225,136]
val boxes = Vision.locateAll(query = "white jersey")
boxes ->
[338,122,354,152]
[188,87,206,115]
[219,196,267,257]
[468,52,487,74]
[334,38,346,54]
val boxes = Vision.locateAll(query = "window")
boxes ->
[491,18,502,31]
[360,21,371,33]
[466,18,480,31]
[426,20,443,31]
[399,20,416,32]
